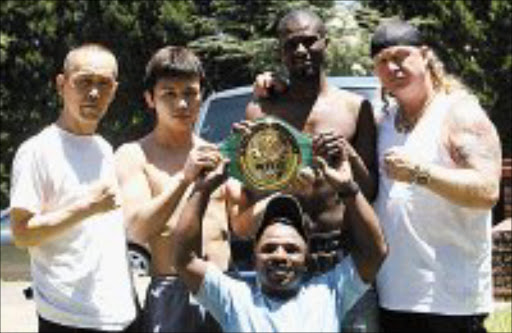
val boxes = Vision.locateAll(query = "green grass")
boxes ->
[485,305,511,333]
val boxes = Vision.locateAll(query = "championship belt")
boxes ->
[219,117,312,192]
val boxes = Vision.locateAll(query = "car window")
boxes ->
[198,93,252,143]
[1,209,12,245]
[350,87,377,103]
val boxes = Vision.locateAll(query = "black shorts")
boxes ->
[38,315,139,333]
[142,276,222,332]
[379,307,488,333]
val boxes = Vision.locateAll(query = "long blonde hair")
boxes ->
[427,49,467,94]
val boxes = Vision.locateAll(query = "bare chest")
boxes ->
[262,98,358,140]
[143,149,189,195]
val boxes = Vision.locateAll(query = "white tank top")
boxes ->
[374,92,493,315]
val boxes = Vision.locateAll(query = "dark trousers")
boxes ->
[379,308,488,333]
[38,315,140,333]
[142,276,222,332]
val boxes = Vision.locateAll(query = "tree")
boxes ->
[360,0,512,156]
[189,0,336,90]
[326,3,374,76]
[0,0,337,207]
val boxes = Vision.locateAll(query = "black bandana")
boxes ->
[371,20,423,58]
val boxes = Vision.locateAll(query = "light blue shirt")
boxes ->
[196,256,369,332]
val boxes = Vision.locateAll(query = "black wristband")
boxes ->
[337,180,360,199]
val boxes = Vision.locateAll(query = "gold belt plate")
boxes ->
[238,120,301,191]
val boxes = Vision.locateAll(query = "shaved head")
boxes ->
[63,44,118,78]
[277,8,327,39]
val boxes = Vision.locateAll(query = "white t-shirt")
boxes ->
[374,92,493,315]
[196,255,368,332]
[10,124,136,330]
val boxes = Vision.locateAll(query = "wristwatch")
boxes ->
[410,164,431,185]
[337,180,360,199]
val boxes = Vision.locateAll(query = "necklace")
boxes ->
[395,93,436,133]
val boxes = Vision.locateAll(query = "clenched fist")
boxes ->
[252,71,287,99]
[183,143,223,184]
[83,179,120,215]
[382,147,417,183]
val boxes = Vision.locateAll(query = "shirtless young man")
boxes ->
[228,9,378,270]
[115,46,226,332]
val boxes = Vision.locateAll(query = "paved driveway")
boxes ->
[1,243,150,332]
[0,277,150,332]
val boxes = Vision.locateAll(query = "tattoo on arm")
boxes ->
[448,100,501,177]
[442,97,502,205]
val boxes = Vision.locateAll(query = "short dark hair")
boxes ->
[277,8,327,39]
[255,194,306,243]
[143,46,204,92]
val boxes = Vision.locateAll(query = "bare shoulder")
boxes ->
[444,91,501,170]
[445,92,498,143]
[115,139,148,175]
[246,98,267,120]
[116,141,145,162]
[330,85,365,114]
[446,92,491,127]
[115,137,154,206]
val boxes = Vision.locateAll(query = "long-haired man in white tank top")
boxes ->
[371,19,502,333]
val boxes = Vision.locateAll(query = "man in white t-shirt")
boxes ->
[9,44,138,332]
[172,152,388,332]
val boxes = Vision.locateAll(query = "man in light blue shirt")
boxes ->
[172,150,388,332]
[197,242,368,332]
